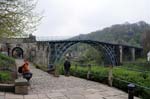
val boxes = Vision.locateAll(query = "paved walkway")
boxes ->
[0,59,140,99]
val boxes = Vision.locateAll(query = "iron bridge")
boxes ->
[38,40,143,66]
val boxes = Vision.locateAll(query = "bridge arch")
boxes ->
[12,47,24,58]
[49,40,118,66]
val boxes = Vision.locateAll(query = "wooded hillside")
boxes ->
[72,21,150,47]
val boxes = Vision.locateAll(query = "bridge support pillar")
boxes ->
[119,46,123,64]
[131,48,135,61]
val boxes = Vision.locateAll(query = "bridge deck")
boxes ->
[37,40,142,49]
[1,59,139,99]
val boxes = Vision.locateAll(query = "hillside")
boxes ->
[72,21,150,47]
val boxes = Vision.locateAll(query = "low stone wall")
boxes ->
[0,78,29,94]
[0,84,14,92]
[15,78,29,95]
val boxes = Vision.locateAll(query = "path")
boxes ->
[0,59,140,99]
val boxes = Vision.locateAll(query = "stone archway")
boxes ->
[12,47,24,58]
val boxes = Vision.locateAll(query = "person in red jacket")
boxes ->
[22,59,32,81]
[22,59,30,73]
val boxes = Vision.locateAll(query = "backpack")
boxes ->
[18,66,23,73]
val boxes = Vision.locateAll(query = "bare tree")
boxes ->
[0,0,42,37]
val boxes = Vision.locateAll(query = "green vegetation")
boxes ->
[0,54,15,68]
[0,53,16,83]
[0,71,13,83]
[59,63,150,99]
[122,62,150,71]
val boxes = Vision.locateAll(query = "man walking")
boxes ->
[64,58,71,76]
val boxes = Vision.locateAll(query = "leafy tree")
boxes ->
[0,0,42,37]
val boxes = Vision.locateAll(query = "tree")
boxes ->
[0,0,42,37]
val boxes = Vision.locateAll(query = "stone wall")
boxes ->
[0,43,36,58]
[32,42,49,67]
[0,35,36,58]
[0,36,50,67]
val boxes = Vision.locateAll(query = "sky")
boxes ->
[33,0,150,38]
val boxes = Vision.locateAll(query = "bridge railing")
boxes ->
[36,36,73,41]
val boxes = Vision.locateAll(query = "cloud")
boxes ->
[34,0,150,37]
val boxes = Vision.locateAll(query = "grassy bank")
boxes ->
[0,53,16,83]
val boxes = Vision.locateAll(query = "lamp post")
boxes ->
[128,83,135,99]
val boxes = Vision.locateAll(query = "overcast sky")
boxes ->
[33,0,150,37]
